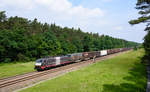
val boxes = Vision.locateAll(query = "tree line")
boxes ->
[0,11,139,63]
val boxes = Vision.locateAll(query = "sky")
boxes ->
[0,0,147,43]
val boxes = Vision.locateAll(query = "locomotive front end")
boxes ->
[34,59,43,71]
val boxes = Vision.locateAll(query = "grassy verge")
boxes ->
[0,62,35,78]
[20,49,147,92]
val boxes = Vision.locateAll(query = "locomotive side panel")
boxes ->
[60,56,72,64]
[56,57,60,65]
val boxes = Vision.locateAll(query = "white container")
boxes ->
[100,50,107,56]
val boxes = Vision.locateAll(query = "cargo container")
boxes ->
[100,50,107,56]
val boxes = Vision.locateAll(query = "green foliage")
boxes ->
[4,58,11,63]
[0,11,140,63]
[143,31,150,61]
[17,53,30,62]
[134,46,138,50]
[129,0,150,63]
[83,35,93,52]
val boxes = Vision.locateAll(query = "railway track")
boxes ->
[0,50,130,91]
[0,72,37,83]
[0,60,92,88]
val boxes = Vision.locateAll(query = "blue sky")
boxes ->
[0,0,146,43]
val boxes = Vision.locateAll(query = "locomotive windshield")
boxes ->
[36,59,42,63]
[66,55,71,57]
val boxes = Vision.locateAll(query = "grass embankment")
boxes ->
[20,49,147,92]
[0,62,35,78]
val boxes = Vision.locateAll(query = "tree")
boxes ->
[82,35,93,52]
[0,11,7,30]
[0,11,6,22]
[129,0,150,63]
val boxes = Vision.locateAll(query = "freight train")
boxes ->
[34,48,131,71]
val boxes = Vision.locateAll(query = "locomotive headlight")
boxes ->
[35,63,41,66]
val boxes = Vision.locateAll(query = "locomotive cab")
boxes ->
[34,59,43,70]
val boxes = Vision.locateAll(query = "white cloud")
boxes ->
[0,0,34,9]
[102,0,112,2]
[0,0,104,17]
[0,0,145,42]
[34,0,104,19]
[0,0,105,31]
[114,26,123,31]
[35,0,72,12]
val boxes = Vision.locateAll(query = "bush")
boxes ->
[31,58,36,61]
[4,58,11,63]
[134,46,138,50]
[17,53,30,62]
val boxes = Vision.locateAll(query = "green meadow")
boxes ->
[0,62,35,78]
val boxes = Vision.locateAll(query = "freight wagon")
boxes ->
[67,53,83,62]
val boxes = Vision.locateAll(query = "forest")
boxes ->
[0,11,139,63]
